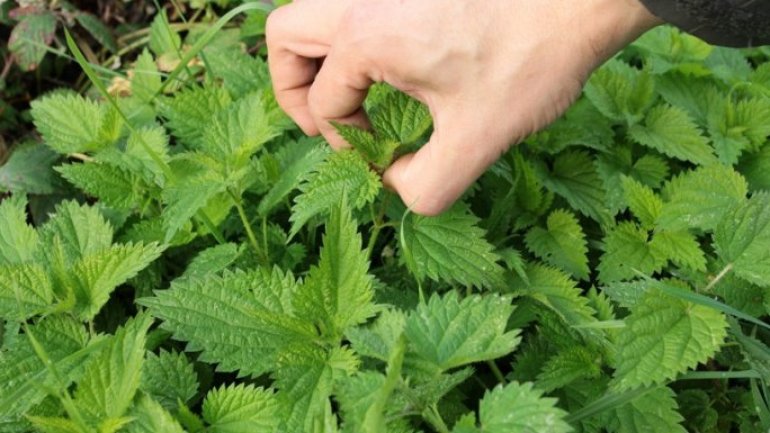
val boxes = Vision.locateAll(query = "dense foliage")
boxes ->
[1,4,770,432]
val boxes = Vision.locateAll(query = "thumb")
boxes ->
[383,103,513,216]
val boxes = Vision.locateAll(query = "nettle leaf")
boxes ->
[201,92,277,166]
[141,268,317,377]
[368,88,432,145]
[399,203,505,289]
[538,150,611,226]
[0,316,89,420]
[658,164,748,231]
[290,150,381,237]
[347,308,407,362]
[0,142,59,195]
[333,122,398,171]
[38,200,114,266]
[75,313,153,421]
[604,386,686,433]
[148,11,181,56]
[714,192,770,287]
[629,104,717,166]
[583,59,654,125]
[181,243,243,280]
[202,384,280,433]
[161,170,228,242]
[30,92,113,154]
[72,242,163,321]
[161,85,232,150]
[8,11,57,71]
[536,346,601,393]
[123,126,171,187]
[516,264,597,329]
[258,137,328,217]
[0,195,39,265]
[452,382,571,433]
[525,209,589,280]
[598,222,666,284]
[56,162,144,209]
[272,347,335,433]
[404,292,519,372]
[141,349,199,410]
[0,263,54,320]
[621,176,662,229]
[612,290,727,390]
[132,49,161,104]
[293,202,377,339]
[127,394,187,433]
[649,230,706,272]
[204,46,271,97]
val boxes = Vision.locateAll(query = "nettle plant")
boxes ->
[1,11,770,433]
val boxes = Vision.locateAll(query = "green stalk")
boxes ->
[229,190,267,264]
[678,370,761,380]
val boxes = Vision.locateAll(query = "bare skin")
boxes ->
[266,0,662,215]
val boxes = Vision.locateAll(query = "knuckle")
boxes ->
[265,7,289,46]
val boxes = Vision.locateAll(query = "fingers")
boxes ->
[265,0,352,134]
[383,102,512,216]
[307,47,372,149]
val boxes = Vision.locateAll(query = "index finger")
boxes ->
[265,0,352,135]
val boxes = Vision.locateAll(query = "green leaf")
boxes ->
[181,243,243,280]
[132,49,161,104]
[598,222,666,283]
[160,85,232,150]
[628,104,717,166]
[612,290,727,390]
[538,150,611,226]
[75,313,153,420]
[258,137,327,217]
[516,264,598,329]
[604,386,686,433]
[399,203,505,289]
[658,164,747,231]
[126,394,187,433]
[201,92,277,167]
[0,142,59,195]
[368,89,432,145]
[8,11,57,71]
[161,171,228,242]
[74,12,117,53]
[525,209,589,280]
[536,347,601,392]
[0,316,89,420]
[56,162,144,209]
[141,268,317,377]
[72,242,164,320]
[404,292,519,371]
[141,350,199,410]
[620,176,662,229]
[0,195,38,265]
[333,122,398,170]
[714,192,770,287]
[203,47,271,97]
[30,92,111,154]
[293,201,377,339]
[0,263,54,320]
[649,230,706,272]
[347,309,407,362]
[149,11,181,56]
[583,59,654,125]
[202,384,280,433]
[290,150,381,237]
[272,347,334,433]
[453,382,572,433]
[38,200,113,267]
[123,126,171,186]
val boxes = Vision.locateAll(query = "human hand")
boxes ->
[266,0,661,215]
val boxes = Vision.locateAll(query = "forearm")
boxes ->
[639,0,770,47]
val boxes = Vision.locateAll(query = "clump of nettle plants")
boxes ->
[1,6,770,432]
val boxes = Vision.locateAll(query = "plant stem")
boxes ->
[230,190,266,264]
[703,262,734,293]
[487,360,507,384]
[423,405,451,433]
